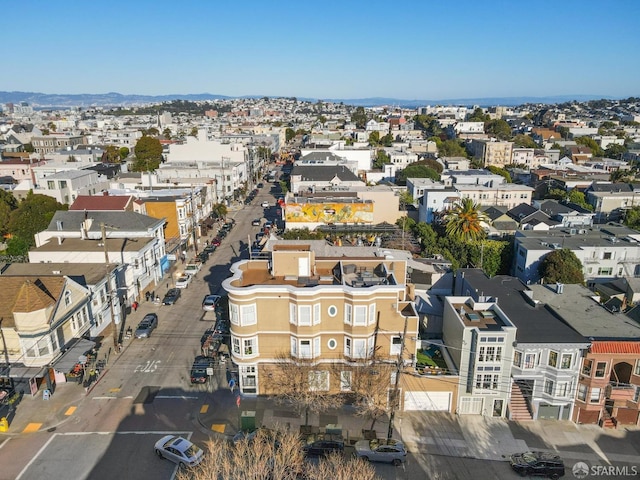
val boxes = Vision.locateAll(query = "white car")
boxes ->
[261,201,270,208]
[154,435,204,468]
[202,294,221,311]
[175,274,192,289]
[355,438,407,466]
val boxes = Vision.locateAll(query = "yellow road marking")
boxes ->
[108,388,121,393]
[64,406,77,416]
[22,423,42,433]
[211,423,225,433]
[200,405,209,414]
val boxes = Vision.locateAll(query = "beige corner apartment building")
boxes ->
[221,242,421,401]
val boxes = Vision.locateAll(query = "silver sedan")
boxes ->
[354,438,407,466]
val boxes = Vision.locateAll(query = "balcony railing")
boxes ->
[605,382,638,402]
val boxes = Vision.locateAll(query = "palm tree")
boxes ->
[444,198,487,242]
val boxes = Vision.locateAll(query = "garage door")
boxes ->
[404,391,451,411]
[458,397,484,414]
[538,404,561,420]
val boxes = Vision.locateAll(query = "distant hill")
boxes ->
[0,91,618,109]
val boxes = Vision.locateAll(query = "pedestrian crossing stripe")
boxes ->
[211,424,225,433]
[22,423,42,433]
[64,406,77,416]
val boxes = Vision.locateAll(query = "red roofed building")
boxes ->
[69,194,135,212]
[574,341,640,427]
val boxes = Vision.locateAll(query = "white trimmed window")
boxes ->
[635,359,640,376]
[340,371,352,391]
[313,303,321,325]
[290,303,297,324]
[232,337,241,355]
[313,337,321,358]
[577,383,587,401]
[300,340,312,358]
[298,305,312,326]
[344,337,352,357]
[544,379,554,395]
[368,303,376,325]
[344,304,352,325]
[64,290,72,306]
[353,338,367,358]
[309,371,329,391]
[230,303,239,325]
[560,353,572,369]
[243,337,257,357]
[367,336,375,357]
[290,336,297,357]
[390,336,402,355]
[590,387,601,403]
[240,304,256,326]
[557,382,568,397]
[354,305,367,326]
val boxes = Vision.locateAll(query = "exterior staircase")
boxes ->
[600,409,617,429]
[510,381,533,421]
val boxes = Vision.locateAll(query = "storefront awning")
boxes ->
[7,365,46,379]
[52,338,96,372]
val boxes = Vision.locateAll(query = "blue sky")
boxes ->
[3,0,639,100]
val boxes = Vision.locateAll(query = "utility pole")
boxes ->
[191,185,199,256]
[101,223,119,350]
[387,313,408,441]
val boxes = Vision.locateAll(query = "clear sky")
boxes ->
[3,0,639,100]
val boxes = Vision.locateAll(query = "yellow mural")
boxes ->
[285,202,374,223]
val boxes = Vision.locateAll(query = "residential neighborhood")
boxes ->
[1,94,640,479]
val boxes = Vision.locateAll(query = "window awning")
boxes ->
[52,338,96,372]
[6,365,46,379]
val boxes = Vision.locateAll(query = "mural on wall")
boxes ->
[285,202,374,223]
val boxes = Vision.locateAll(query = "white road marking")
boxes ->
[134,360,161,373]
[0,438,10,449]
[155,395,199,399]
[15,434,57,480]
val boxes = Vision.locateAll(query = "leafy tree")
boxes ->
[143,127,160,137]
[345,359,395,431]
[368,131,380,146]
[5,236,31,256]
[485,119,512,140]
[0,201,13,237]
[539,248,584,284]
[189,127,198,137]
[380,133,394,147]
[487,165,512,183]
[8,192,67,253]
[557,126,570,140]
[413,222,438,256]
[281,228,325,240]
[398,190,415,210]
[285,128,296,143]
[373,150,390,169]
[625,206,640,230]
[351,106,368,129]
[467,108,489,122]
[438,139,468,158]
[610,169,633,183]
[604,143,627,159]
[211,203,228,219]
[547,188,567,200]
[132,136,163,172]
[23,143,34,153]
[444,198,487,242]
[118,147,130,160]
[413,114,443,138]
[317,115,327,125]
[423,158,443,173]
[567,190,593,211]
[396,164,440,184]
[162,128,172,140]
[575,136,603,156]
[512,134,539,148]
[103,145,120,163]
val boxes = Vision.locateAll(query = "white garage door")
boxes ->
[404,391,451,411]
[458,396,484,414]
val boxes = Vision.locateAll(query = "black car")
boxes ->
[197,251,209,263]
[203,244,216,254]
[301,433,344,456]
[257,183,264,188]
[162,288,181,305]
[190,355,216,384]
[510,452,565,479]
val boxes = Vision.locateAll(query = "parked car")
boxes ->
[202,294,221,311]
[510,451,565,479]
[203,244,216,254]
[355,439,407,466]
[134,313,158,339]
[261,201,270,208]
[212,237,221,247]
[251,218,261,226]
[162,288,181,305]
[154,435,204,468]
[197,251,209,263]
[190,355,216,384]
[175,274,192,289]
[257,183,264,188]
[184,263,201,275]
[301,433,344,456]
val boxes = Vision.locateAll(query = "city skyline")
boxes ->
[3,0,639,100]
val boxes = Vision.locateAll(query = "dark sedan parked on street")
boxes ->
[162,288,181,305]
[301,433,344,457]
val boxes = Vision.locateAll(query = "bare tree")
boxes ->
[347,360,395,431]
[306,452,380,480]
[177,427,380,480]
[269,352,343,426]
